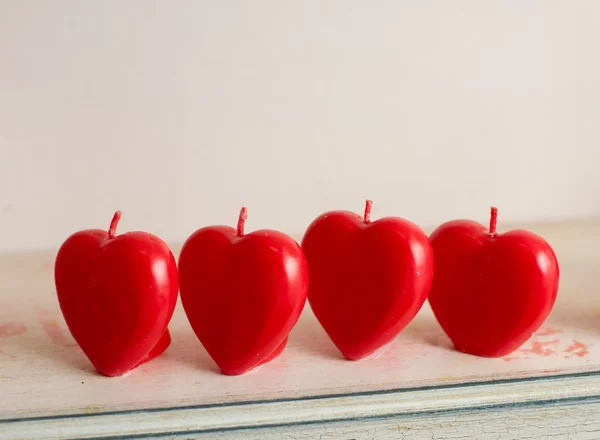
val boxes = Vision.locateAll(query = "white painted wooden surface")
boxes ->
[1,221,600,439]
[156,400,600,440]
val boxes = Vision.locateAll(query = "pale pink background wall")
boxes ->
[1,1,599,251]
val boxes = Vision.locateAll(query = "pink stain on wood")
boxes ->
[535,328,563,336]
[0,323,26,359]
[0,323,26,338]
[0,348,16,359]
[38,262,54,273]
[519,339,560,356]
[503,356,518,362]
[564,340,589,358]
[40,319,75,347]
[400,340,420,346]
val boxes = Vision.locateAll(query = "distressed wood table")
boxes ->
[1,221,600,439]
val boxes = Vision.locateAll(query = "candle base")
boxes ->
[221,337,288,375]
[133,329,172,369]
[261,337,288,365]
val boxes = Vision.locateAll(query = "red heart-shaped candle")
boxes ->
[54,211,179,377]
[178,208,308,375]
[301,200,434,360]
[428,207,560,357]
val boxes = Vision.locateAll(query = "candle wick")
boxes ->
[237,207,248,237]
[108,211,122,239]
[489,206,498,235]
[364,199,373,224]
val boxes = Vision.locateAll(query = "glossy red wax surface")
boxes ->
[178,219,308,376]
[301,204,434,360]
[428,217,560,357]
[54,218,179,377]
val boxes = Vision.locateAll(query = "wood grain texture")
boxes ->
[157,399,600,440]
[3,374,600,439]
[1,220,600,439]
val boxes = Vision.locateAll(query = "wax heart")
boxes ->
[54,212,179,377]
[301,201,434,360]
[428,208,560,357]
[178,208,308,375]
